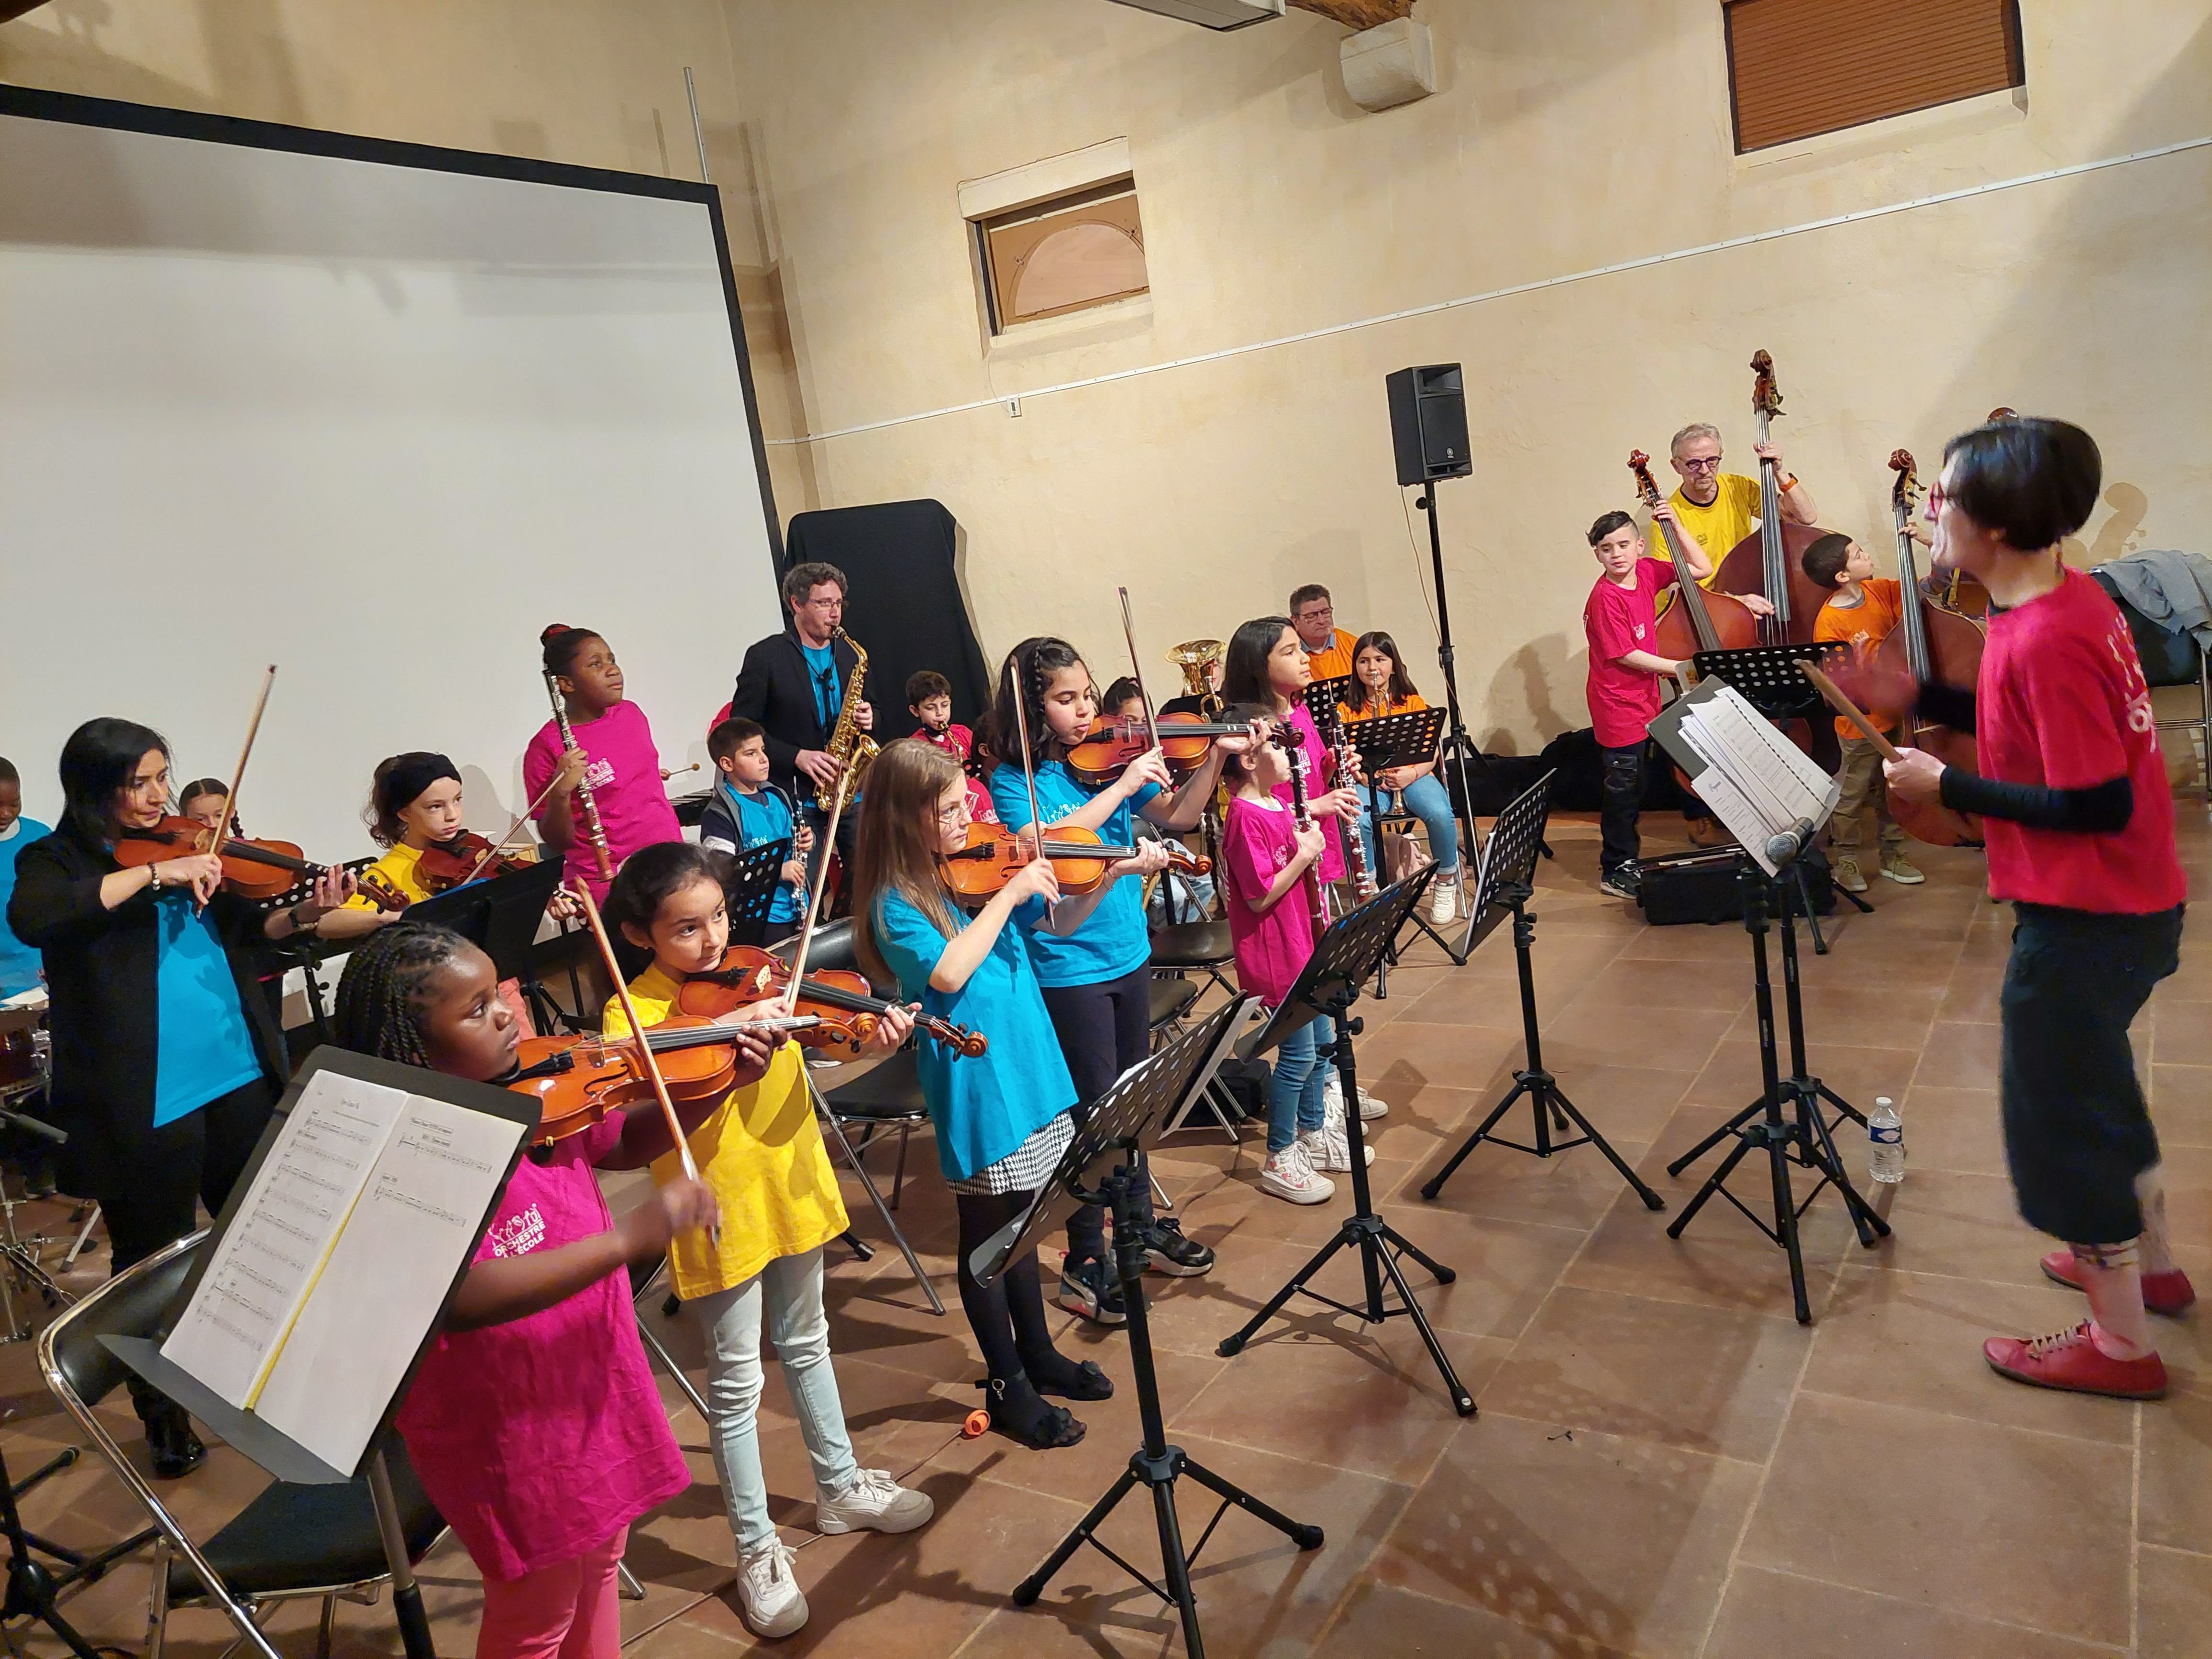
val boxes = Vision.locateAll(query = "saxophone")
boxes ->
[817,627,881,810]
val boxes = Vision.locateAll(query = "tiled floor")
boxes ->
[1,805,2206,1657]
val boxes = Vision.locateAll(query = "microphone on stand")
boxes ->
[1762,818,1817,867]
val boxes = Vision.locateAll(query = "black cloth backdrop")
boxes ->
[783,499,994,740]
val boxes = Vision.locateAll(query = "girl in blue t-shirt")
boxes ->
[852,739,1135,1450]
[986,638,1259,1324]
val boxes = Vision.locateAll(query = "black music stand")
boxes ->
[972,999,1322,1656]
[1418,774,1665,1212]
[719,839,791,949]
[1344,706,1454,969]
[406,858,569,1032]
[1215,871,1476,1416]
[1662,855,1891,1323]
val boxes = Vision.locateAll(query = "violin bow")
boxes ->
[568,879,719,1239]
[1116,586,1163,753]
[459,772,567,886]
[199,665,278,864]
[1009,644,1052,907]
[781,765,852,1018]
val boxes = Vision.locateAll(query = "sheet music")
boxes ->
[1661,683,1840,876]
[251,1095,521,1473]
[159,1071,411,1407]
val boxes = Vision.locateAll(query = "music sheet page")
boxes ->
[1674,685,1839,876]
[250,1095,521,1474]
[159,1071,411,1407]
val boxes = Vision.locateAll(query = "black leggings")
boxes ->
[954,1190,1064,1384]
[1040,967,1155,1262]
[99,1077,275,1273]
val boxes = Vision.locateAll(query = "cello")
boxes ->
[1713,350,1835,644]
[1632,450,1760,665]
[1872,450,1985,847]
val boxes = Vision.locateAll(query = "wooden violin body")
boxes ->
[1065,712,1258,787]
[111,816,324,900]
[416,832,535,895]
[676,945,988,1059]
[939,821,1208,905]
[511,1018,743,1147]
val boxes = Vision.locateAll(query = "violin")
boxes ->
[509,1012,822,1147]
[675,944,988,1058]
[415,831,536,895]
[1872,450,1985,847]
[111,816,328,901]
[1065,712,1266,787]
[939,820,1209,904]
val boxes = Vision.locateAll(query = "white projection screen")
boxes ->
[0,88,783,859]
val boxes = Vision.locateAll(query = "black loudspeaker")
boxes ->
[1385,364,1473,487]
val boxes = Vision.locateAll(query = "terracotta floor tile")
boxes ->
[2138,1545,2212,1659]
[1934,965,2006,1025]
[1738,1392,2134,1645]
[1565,955,1756,1014]
[1705,1564,2122,1658]
[1806,1267,2136,1444]
[1867,1168,2050,1288]
[1340,1208,1589,1341]
[1413,1132,1662,1233]
[1912,1019,2008,1088]
[2138,1385,2212,1554]
[1343,1021,1526,1099]
[1481,1284,1810,1460]
[1724,981,1937,1051]
[1369,1413,1761,1658]
[1534,1000,1738,1074]
[1897,1084,2007,1175]
[1314,1580,1635,1657]
[1451,1055,1701,1150]
[2151,1063,2212,1147]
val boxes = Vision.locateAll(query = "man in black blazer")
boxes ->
[730,560,874,878]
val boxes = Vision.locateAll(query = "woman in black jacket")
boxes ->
[7,719,353,1476]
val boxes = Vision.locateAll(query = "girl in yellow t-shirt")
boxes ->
[323,752,477,939]
[603,841,932,1638]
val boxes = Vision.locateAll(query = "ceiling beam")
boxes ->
[1288,0,1412,28]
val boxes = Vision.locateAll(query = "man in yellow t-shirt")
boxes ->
[1289,583,1358,683]
[1646,421,1820,589]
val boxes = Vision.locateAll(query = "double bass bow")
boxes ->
[1872,449,1985,847]
[1632,451,1760,667]
[1712,350,1834,644]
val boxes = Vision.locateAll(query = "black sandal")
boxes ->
[1034,1359,1114,1402]
[982,1379,1088,1449]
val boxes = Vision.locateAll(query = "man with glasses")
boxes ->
[1648,421,1819,587]
[1288,585,1358,682]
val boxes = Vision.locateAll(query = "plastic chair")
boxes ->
[1149,918,1237,1001]
[38,1233,447,1659]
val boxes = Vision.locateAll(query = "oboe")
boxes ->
[1329,708,1379,902]
[544,670,616,881]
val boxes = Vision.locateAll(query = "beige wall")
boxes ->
[723,0,2212,752]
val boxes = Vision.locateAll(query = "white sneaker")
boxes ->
[1427,874,1459,925]
[1323,1070,1387,1121]
[736,1537,808,1638]
[816,1467,933,1536]
[1301,1109,1373,1174]
[1356,1085,1387,1120]
[1260,1141,1335,1205]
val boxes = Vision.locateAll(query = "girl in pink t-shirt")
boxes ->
[524,626,685,903]
[1217,715,1340,1207]
[333,921,757,1659]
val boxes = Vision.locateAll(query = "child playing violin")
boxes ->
[1100,677,1216,925]
[1340,631,1463,926]
[525,625,682,901]
[852,739,1117,1449]
[986,639,1249,1323]
[1803,534,1925,893]
[698,719,811,938]
[602,843,930,1639]
[332,921,729,1659]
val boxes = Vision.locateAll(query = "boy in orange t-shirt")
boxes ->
[1806,534,1924,892]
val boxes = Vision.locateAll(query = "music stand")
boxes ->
[971,999,1323,1656]
[1418,774,1665,1212]
[405,858,569,1032]
[1343,706,1455,967]
[1215,871,1476,1416]
[718,839,790,949]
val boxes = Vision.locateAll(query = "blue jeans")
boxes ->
[1266,1013,1333,1154]
[689,1248,858,1548]
[1381,774,1460,872]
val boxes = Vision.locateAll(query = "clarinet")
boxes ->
[1327,704,1379,902]
[544,670,616,881]
[1283,728,1331,933]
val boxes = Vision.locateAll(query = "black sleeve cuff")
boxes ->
[1940,769,2133,832]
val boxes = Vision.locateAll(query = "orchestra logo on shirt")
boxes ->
[583,758,616,791]
[1632,623,1647,641]
[485,1203,547,1259]
[2107,617,2158,737]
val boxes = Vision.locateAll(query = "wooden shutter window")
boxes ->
[1724,0,2025,153]
[979,180,1147,332]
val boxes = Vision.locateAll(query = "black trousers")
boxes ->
[1599,741,1647,876]
[1040,966,1156,1262]
[97,1077,276,1273]
[2000,903,2183,1244]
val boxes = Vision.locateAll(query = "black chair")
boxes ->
[38,1234,448,1659]
[2094,568,2212,798]
[1150,918,1237,1001]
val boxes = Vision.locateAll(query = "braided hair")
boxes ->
[332,922,475,1068]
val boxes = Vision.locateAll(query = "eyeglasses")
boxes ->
[1680,456,1724,472]
[1296,606,1333,620]
[936,801,972,827]
[1924,482,1948,519]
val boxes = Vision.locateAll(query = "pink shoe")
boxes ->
[2039,1249,2197,1317]
[1983,1322,2168,1400]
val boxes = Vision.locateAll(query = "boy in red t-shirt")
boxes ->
[1805,533,1924,892]
[1884,418,2190,1401]
[1581,507,1711,897]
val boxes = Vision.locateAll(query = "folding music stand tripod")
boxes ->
[719,839,791,949]
[1341,705,1452,968]
[407,858,569,1032]
[1215,871,1476,1417]
[973,999,1321,1656]
[1419,774,1665,1212]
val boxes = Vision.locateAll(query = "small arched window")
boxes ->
[976,179,1148,333]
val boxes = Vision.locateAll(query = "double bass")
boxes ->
[1873,450,1985,847]
[1632,451,1760,665]
[1713,350,1835,645]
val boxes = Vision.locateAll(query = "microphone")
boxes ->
[1763,818,1817,867]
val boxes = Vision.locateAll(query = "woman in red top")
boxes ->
[1885,417,2190,1401]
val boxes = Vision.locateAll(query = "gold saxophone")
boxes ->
[817,627,881,809]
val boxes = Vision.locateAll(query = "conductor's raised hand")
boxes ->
[615,1178,720,1259]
